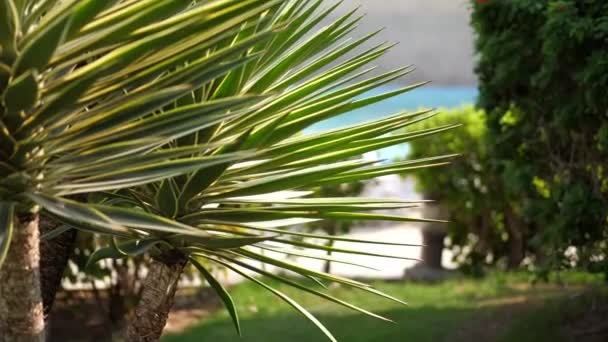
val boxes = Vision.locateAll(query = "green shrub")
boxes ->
[472,0,608,278]
[406,107,509,273]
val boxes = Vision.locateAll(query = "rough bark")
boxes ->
[39,215,77,317]
[0,214,45,342]
[126,252,186,342]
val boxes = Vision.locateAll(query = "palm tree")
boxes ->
[100,1,455,341]
[1,1,456,341]
[0,1,294,340]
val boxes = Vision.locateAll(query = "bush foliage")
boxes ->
[407,107,512,273]
[472,0,608,277]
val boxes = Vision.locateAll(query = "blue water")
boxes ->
[305,86,478,159]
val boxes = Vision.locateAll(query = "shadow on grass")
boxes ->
[163,298,570,342]
[163,272,608,342]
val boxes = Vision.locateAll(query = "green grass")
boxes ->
[163,272,605,342]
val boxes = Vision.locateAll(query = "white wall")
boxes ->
[327,0,477,86]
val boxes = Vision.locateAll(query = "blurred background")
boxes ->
[331,0,476,86]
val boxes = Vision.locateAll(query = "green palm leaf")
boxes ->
[1,1,457,340]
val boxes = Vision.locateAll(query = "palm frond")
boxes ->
[1,1,456,340]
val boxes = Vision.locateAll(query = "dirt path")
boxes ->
[453,288,608,342]
[453,294,546,341]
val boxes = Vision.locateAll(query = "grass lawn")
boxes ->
[163,272,606,342]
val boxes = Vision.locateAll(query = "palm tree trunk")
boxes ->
[0,213,45,342]
[126,252,186,342]
[39,215,77,317]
